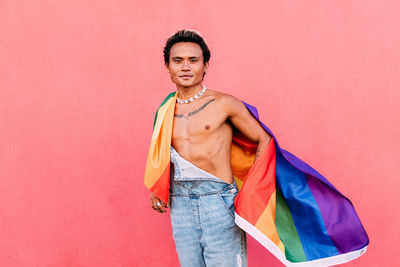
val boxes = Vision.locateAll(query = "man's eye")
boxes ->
[174,59,181,63]
[190,59,198,63]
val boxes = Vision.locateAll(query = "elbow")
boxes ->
[259,131,271,144]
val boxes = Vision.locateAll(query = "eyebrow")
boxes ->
[172,56,200,60]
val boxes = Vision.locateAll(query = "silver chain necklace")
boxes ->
[176,85,207,104]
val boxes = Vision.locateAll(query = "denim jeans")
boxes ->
[169,146,248,267]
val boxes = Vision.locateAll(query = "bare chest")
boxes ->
[172,98,226,141]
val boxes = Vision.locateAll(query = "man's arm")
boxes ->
[221,94,272,162]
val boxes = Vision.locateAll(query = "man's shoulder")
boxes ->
[206,89,244,117]
[206,89,241,104]
[152,91,176,130]
[158,91,176,108]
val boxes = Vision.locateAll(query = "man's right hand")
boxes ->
[150,192,167,213]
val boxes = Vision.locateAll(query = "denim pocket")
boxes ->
[217,187,238,219]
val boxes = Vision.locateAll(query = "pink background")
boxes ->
[1,0,399,266]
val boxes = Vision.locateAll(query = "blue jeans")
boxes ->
[169,147,248,267]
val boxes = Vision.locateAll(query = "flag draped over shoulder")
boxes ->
[144,91,369,266]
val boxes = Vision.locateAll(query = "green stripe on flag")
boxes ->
[275,186,307,262]
[153,91,176,130]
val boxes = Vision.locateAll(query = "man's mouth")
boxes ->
[179,75,193,79]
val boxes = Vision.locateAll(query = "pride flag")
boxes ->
[144,91,369,266]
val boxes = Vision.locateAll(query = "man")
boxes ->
[149,29,271,266]
[145,29,369,267]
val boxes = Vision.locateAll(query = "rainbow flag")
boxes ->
[144,91,369,266]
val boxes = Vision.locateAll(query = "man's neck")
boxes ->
[176,83,204,100]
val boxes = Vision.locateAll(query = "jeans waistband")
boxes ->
[170,179,237,197]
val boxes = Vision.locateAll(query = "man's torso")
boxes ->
[172,89,234,184]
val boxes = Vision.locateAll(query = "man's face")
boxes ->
[165,42,208,88]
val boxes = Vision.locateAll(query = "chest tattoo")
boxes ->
[174,99,215,124]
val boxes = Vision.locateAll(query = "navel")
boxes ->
[205,125,210,130]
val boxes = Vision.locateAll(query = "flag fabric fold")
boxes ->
[144,91,369,266]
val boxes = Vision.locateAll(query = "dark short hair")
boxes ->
[163,29,211,66]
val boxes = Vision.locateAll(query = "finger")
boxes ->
[156,199,167,211]
[150,195,167,213]
[150,194,159,204]
[150,199,159,211]
[151,202,160,212]
[154,206,163,213]
[150,193,158,203]
[151,200,162,212]
[157,202,165,213]
[159,202,167,212]
[153,196,166,212]
[153,204,163,213]
[155,201,166,213]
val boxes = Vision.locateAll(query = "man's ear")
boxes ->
[165,64,170,72]
[203,62,209,73]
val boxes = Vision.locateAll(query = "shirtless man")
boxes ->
[149,29,271,267]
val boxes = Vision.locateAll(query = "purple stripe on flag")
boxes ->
[306,174,369,253]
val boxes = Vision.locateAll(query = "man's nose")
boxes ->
[182,60,190,70]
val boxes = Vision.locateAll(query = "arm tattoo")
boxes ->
[174,99,215,119]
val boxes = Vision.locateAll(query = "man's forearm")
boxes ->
[254,137,272,163]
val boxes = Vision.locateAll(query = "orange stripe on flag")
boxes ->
[255,191,285,253]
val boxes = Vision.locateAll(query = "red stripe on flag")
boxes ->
[235,138,277,224]
[149,163,171,205]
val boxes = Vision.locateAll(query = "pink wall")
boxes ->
[1,0,399,266]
